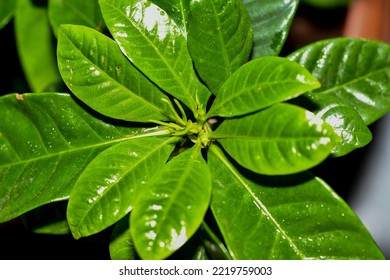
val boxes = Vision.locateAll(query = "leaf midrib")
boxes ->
[312,65,390,96]
[210,144,306,259]
[212,135,330,141]
[147,144,204,254]
[0,131,170,169]
[220,80,315,103]
[103,1,196,110]
[210,0,232,79]
[74,136,178,234]
[61,27,167,118]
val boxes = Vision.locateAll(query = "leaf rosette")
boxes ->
[0,0,386,260]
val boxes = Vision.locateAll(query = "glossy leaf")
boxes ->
[211,103,339,175]
[0,93,145,223]
[0,0,15,29]
[149,0,190,35]
[209,145,385,259]
[57,24,171,122]
[291,93,372,157]
[167,229,210,260]
[110,215,137,260]
[15,0,62,92]
[67,137,177,239]
[207,57,320,118]
[288,38,390,125]
[100,0,211,112]
[131,144,211,259]
[187,0,253,93]
[242,0,299,58]
[48,0,106,37]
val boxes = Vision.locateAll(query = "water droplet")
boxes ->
[97,186,107,195]
[130,151,138,157]
[145,230,157,240]
[150,204,162,211]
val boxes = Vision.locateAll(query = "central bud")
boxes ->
[151,98,211,147]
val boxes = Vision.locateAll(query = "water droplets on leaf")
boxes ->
[132,0,171,41]
[168,225,187,250]
[150,204,162,211]
[350,90,376,106]
[104,175,119,185]
[145,230,157,241]
[115,31,128,38]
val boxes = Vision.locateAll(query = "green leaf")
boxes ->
[149,0,190,35]
[0,0,15,29]
[57,24,171,122]
[190,245,209,260]
[291,93,372,157]
[15,0,62,92]
[0,92,145,223]
[48,0,106,37]
[200,222,232,260]
[99,0,211,112]
[21,201,70,235]
[109,215,137,260]
[131,144,211,259]
[242,0,299,58]
[208,145,385,259]
[67,137,177,239]
[211,103,339,175]
[187,0,253,93]
[207,57,320,118]
[288,38,390,125]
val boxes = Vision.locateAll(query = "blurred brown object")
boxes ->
[343,0,390,42]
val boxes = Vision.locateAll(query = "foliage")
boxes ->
[0,0,388,260]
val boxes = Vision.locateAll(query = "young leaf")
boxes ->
[291,93,372,157]
[207,57,320,118]
[242,0,299,58]
[209,145,385,259]
[48,0,106,37]
[288,38,390,125]
[131,144,211,260]
[149,0,190,35]
[67,137,178,239]
[57,24,171,122]
[187,0,253,93]
[15,0,62,92]
[99,0,211,112]
[0,93,144,223]
[210,103,339,175]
